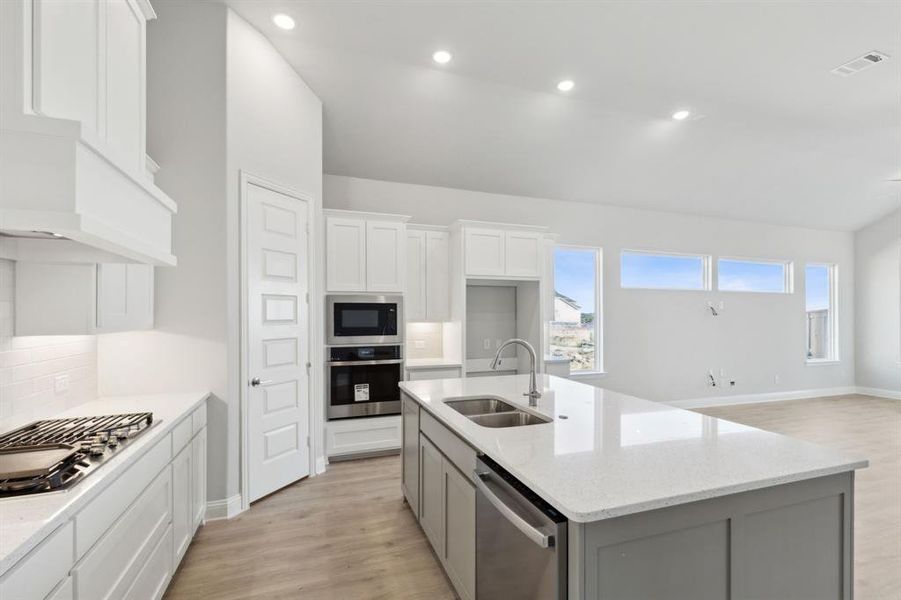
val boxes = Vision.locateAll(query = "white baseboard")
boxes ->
[205,493,243,521]
[855,386,901,400]
[668,386,858,409]
[315,455,328,475]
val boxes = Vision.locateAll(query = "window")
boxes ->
[717,258,791,293]
[806,264,838,362]
[620,251,709,290]
[551,246,602,373]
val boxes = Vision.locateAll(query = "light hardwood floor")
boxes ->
[696,394,901,600]
[166,394,899,599]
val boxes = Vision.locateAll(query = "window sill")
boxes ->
[568,370,607,378]
[805,360,840,367]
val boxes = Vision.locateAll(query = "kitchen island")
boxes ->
[399,374,867,600]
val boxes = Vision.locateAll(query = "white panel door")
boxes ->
[464,228,505,277]
[425,231,450,320]
[247,182,310,503]
[406,230,426,321]
[326,217,366,291]
[505,231,542,277]
[366,221,405,292]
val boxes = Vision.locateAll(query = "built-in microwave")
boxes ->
[326,295,403,346]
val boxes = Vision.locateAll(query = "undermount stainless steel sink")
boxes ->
[468,412,551,428]
[445,397,518,416]
[444,397,551,427]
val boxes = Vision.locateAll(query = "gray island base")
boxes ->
[399,375,865,600]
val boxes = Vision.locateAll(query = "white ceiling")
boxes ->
[226,1,901,231]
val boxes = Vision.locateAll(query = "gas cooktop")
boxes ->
[0,412,154,498]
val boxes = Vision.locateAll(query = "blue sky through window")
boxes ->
[621,252,705,290]
[806,265,830,311]
[554,248,596,312]
[718,259,786,293]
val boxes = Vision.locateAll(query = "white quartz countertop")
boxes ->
[399,375,867,523]
[405,358,463,370]
[0,391,209,576]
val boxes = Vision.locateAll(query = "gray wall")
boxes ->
[855,208,901,393]
[325,175,857,404]
[98,4,323,504]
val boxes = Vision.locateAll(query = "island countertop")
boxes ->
[399,374,867,523]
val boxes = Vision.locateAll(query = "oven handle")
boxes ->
[473,469,553,549]
[326,359,405,367]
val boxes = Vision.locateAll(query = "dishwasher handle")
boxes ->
[474,470,554,549]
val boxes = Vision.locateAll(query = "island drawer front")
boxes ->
[0,522,73,600]
[73,466,172,600]
[172,416,193,454]
[75,432,172,557]
[192,403,207,435]
[420,410,477,479]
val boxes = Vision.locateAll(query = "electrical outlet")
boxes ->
[483,338,490,350]
[54,374,69,394]
[774,374,781,384]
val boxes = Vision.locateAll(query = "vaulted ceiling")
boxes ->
[227,1,901,231]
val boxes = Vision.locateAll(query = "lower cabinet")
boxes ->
[418,431,476,600]
[172,444,193,563]
[401,396,420,516]
[0,403,207,600]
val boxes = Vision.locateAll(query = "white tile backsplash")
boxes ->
[0,259,98,427]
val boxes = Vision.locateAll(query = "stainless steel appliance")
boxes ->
[327,345,403,419]
[326,294,403,346]
[0,413,154,497]
[475,455,568,599]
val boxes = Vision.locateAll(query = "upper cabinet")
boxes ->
[0,0,177,266]
[458,222,548,279]
[406,226,450,322]
[15,262,154,335]
[325,210,409,293]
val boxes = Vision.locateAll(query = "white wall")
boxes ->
[0,260,97,428]
[855,208,901,394]
[325,175,856,404]
[98,4,323,505]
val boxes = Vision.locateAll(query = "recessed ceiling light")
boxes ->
[272,14,296,30]
[556,80,575,92]
[672,110,691,121]
[432,50,453,64]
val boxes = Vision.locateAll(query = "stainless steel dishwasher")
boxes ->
[474,456,568,599]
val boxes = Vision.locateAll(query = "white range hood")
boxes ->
[0,0,176,266]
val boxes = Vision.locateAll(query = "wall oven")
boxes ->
[327,345,403,419]
[326,295,403,346]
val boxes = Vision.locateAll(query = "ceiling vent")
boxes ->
[831,51,890,76]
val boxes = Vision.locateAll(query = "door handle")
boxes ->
[250,377,272,387]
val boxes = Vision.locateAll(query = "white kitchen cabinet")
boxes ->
[192,427,207,530]
[172,444,192,564]
[419,434,445,553]
[406,230,427,321]
[123,526,172,600]
[46,577,74,600]
[461,224,548,279]
[326,217,367,291]
[326,416,402,458]
[0,522,73,600]
[14,262,154,335]
[505,230,543,277]
[401,395,420,517]
[406,226,450,322]
[325,211,410,293]
[366,220,405,292]
[464,228,506,277]
[0,0,177,266]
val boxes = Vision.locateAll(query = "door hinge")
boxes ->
[305,292,310,304]
[306,435,311,448]
[306,362,312,373]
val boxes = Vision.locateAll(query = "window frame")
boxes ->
[805,262,839,364]
[716,256,794,294]
[550,244,604,375]
[619,249,712,291]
